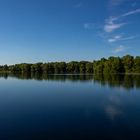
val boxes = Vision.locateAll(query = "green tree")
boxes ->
[79,61,87,73]
[86,62,93,73]
[93,59,105,74]
[3,65,9,71]
[122,55,134,73]
[67,61,80,74]
[133,56,140,73]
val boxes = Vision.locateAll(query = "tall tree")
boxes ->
[122,55,134,73]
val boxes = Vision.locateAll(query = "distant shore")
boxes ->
[0,55,139,74]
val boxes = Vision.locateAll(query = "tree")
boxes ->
[122,55,134,73]
[20,64,31,73]
[79,61,87,73]
[31,63,43,73]
[3,65,9,71]
[86,62,93,73]
[67,61,80,74]
[93,60,105,74]
[0,55,139,74]
[105,57,124,73]
[133,56,140,73]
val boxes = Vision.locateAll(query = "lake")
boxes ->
[0,73,140,140]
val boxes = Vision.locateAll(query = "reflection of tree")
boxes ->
[94,74,106,86]
[123,75,134,89]
[133,75,140,88]
[94,74,124,88]
[0,72,140,89]
[0,73,8,79]
[93,74,140,90]
[106,74,124,88]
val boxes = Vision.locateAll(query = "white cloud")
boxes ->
[120,36,137,41]
[108,8,140,22]
[121,8,140,17]
[104,22,125,33]
[112,45,126,53]
[104,8,140,33]
[108,35,122,42]
[84,23,95,29]
[107,16,118,24]
[108,35,137,43]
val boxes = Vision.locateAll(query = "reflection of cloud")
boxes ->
[109,96,121,105]
[106,105,122,120]
[105,95,123,120]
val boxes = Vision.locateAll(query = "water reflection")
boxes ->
[0,73,140,89]
[0,73,140,140]
[94,74,140,90]
[105,95,123,120]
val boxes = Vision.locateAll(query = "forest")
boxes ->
[0,55,140,74]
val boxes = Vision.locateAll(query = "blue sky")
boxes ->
[0,0,140,64]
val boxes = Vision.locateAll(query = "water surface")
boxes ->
[0,74,140,140]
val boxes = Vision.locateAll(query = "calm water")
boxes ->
[0,73,140,140]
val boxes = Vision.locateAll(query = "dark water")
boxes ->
[0,73,140,140]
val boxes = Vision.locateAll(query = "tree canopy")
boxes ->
[0,55,140,74]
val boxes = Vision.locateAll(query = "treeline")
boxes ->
[0,55,140,74]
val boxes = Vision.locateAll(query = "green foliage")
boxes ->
[31,63,43,72]
[66,61,80,74]
[122,55,134,73]
[79,61,88,73]
[3,65,9,71]
[104,57,124,73]
[133,56,140,73]
[86,62,93,73]
[0,55,139,74]
[93,60,105,74]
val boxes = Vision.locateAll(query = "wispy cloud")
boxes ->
[121,8,140,17]
[84,23,95,29]
[121,36,137,40]
[108,8,140,22]
[104,22,125,33]
[108,35,122,42]
[108,35,137,43]
[112,45,126,53]
[104,8,140,33]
